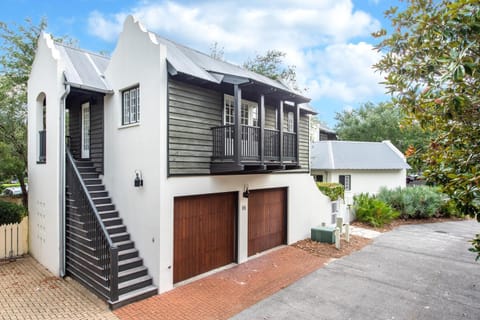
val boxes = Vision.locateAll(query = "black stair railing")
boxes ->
[66,149,119,302]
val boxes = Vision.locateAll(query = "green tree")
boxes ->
[243,49,304,93]
[373,0,480,258]
[334,102,431,170]
[0,18,47,206]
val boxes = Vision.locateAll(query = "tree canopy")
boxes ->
[243,49,304,93]
[373,0,480,257]
[0,18,47,205]
[334,102,432,171]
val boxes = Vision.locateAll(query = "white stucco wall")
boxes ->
[313,169,407,206]
[27,33,65,275]
[102,16,165,287]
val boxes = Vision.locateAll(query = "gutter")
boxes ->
[59,73,70,277]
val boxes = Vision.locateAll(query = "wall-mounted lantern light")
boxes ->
[134,170,143,187]
[243,184,250,198]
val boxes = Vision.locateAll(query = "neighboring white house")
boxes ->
[27,15,331,308]
[311,140,411,210]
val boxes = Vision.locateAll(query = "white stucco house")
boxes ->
[27,16,331,308]
[311,140,411,209]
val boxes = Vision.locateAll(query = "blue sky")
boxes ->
[1,0,397,127]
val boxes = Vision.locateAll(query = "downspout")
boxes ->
[59,73,70,277]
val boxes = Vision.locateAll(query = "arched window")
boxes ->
[37,93,47,163]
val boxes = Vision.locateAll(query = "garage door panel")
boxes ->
[248,188,286,257]
[174,192,236,283]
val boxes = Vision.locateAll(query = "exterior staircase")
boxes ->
[65,156,157,309]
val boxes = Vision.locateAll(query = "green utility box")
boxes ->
[311,226,335,244]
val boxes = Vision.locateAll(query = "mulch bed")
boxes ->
[293,217,469,259]
[292,235,372,259]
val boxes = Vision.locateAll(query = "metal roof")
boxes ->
[157,35,311,105]
[54,43,112,93]
[311,141,411,170]
[50,21,312,104]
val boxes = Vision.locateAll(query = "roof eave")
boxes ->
[65,81,113,94]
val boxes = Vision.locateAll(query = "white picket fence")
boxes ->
[0,217,28,260]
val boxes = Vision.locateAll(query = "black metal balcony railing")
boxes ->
[212,125,235,159]
[264,129,280,161]
[212,125,296,163]
[283,132,297,161]
[38,130,46,163]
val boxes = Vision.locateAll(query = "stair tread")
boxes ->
[110,285,157,309]
[118,275,152,289]
[103,217,122,222]
[106,224,126,229]
[118,257,142,266]
[118,248,138,256]
[118,266,147,277]
[117,285,157,300]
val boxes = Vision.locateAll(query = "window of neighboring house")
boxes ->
[287,111,294,132]
[224,94,258,126]
[339,175,351,191]
[315,175,323,182]
[122,86,140,125]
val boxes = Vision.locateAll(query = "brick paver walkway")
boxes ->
[114,246,329,320]
[0,256,118,320]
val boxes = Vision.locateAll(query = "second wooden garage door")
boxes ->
[174,192,237,283]
[248,188,287,257]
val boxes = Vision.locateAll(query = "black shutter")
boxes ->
[339,175,345,186]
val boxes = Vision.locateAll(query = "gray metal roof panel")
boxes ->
[55,43,111,93]
[156,34,310,103]
[311,141,411,170]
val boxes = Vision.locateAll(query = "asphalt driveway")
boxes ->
[232,220,480,320]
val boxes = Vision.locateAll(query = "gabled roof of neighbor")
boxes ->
[311,140,411,170]
[48,15,312,109]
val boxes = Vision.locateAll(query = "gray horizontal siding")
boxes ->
[168,80,222,175]
[299,113,310,169]
[265,106,277,130]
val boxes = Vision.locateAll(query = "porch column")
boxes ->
[279,100,284,165]
[295,102,300,162]
[259,94,265,165]
[234,84,242,165]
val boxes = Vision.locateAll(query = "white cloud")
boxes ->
[87,0,385,110]
[302,42,385,102]
[88,11,125,42]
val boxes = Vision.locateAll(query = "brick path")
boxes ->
[0,256,118,320]
[114,246,329,320]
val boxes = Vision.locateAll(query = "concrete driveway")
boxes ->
[232,220,480,320]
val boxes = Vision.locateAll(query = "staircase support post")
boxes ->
[110,246,119,302]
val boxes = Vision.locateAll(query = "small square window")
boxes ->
[122,86,140,125]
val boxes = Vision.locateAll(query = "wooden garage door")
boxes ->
[174,192,237,283]
[248,188,287,257]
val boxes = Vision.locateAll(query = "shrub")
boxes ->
[0,201,26,225]
[316,182,344,201]
[378,186,447,219]
[353,193,399,227]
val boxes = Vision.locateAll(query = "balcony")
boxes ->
[211,125,297,173]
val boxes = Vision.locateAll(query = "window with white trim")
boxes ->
[339,175,351,191]
[224,94,258,126]
[122,86,140,125]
